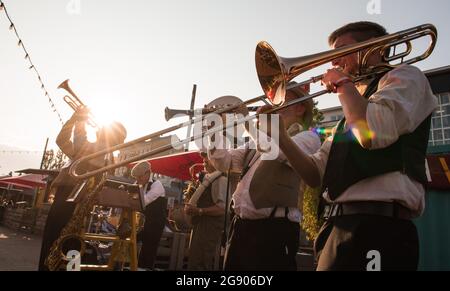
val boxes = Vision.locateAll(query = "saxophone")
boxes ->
[45,176,105,271]
[170,164,203,232]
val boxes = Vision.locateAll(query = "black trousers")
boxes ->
[38,185,76,271]
[138,197,167,269]
[314,215,419,271]
[224,216,300,271]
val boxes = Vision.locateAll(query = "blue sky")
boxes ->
[0,0,449,174]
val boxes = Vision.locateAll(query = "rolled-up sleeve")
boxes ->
[311,138,332,181]
[367,65,438,149]
[208,146,247,174]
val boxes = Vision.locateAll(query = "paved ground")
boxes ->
[0,226,41,271]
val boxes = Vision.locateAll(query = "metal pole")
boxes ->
[39,137,49,169]
[185,84,197,152]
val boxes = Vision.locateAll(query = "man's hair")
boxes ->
[328,21,388,46]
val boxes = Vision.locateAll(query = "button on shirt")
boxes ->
[311,65,438,217]
[141,179,165,207]
[209,125,321,222]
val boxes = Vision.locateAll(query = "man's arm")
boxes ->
[279,130,322,188]
[208,146,247,174]
[56,114,78,159]
[322,69,372,148]
[56,108,90,159]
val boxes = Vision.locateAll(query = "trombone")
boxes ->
[255,23,437,105]
[59,79,99,129]
[68,23,437,180]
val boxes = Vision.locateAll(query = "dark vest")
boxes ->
[322,76,431,201]
[197,182,215,209]
[192,176,222,225]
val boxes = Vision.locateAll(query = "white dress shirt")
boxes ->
[209,124,321,222]
[141,179,165,207]
[311,65,438,217]
[206,173,228,209]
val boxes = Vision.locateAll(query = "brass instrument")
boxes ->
[45,177,103,271]
[255,23,437,105]
[59,79,99,128]
[165,106,260,121]
[46,175,142,271]
[68,24,437,180]
[184,163,204,201]
[171,163,204,232]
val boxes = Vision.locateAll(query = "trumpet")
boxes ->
[59,79,99,128]
[68,24,437,180]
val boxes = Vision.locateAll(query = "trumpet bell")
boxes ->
[58,79,71,91]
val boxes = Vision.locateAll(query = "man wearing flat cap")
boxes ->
[131,161,167,270]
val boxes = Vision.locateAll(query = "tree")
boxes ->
[311,100,324,128]
[42,149,67,170]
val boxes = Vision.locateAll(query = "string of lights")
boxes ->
[0,150,43,155]
[0,0,64,125]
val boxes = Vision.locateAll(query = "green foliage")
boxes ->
[42,149,67,170]
[301,186,324,241]
[311,100,324,128]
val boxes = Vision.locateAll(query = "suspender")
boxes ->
[269,207,290,219]
[240,148,257,181]
[240,146,291,219]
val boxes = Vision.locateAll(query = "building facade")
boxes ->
[426,66,450,147]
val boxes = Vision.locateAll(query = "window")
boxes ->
[432,118,442,128]
[445,129,450,140]
[441,93,450,105]
[444,105,450,115]
[443,116,450,127]
[434,130,443,141]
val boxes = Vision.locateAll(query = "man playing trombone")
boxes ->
[273,22,437,271]
[208,84,321,271]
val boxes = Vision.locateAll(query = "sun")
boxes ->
[84,99,121,142]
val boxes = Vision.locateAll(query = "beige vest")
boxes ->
[248,123,304,209]
[249,159,300,209]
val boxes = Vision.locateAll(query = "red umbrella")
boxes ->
[0,174,47,188]
[0,181,34,190]
[128,151,203,181]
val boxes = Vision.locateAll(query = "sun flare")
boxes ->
[84,99,121,142]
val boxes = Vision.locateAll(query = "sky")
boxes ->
[0,0,449,174]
